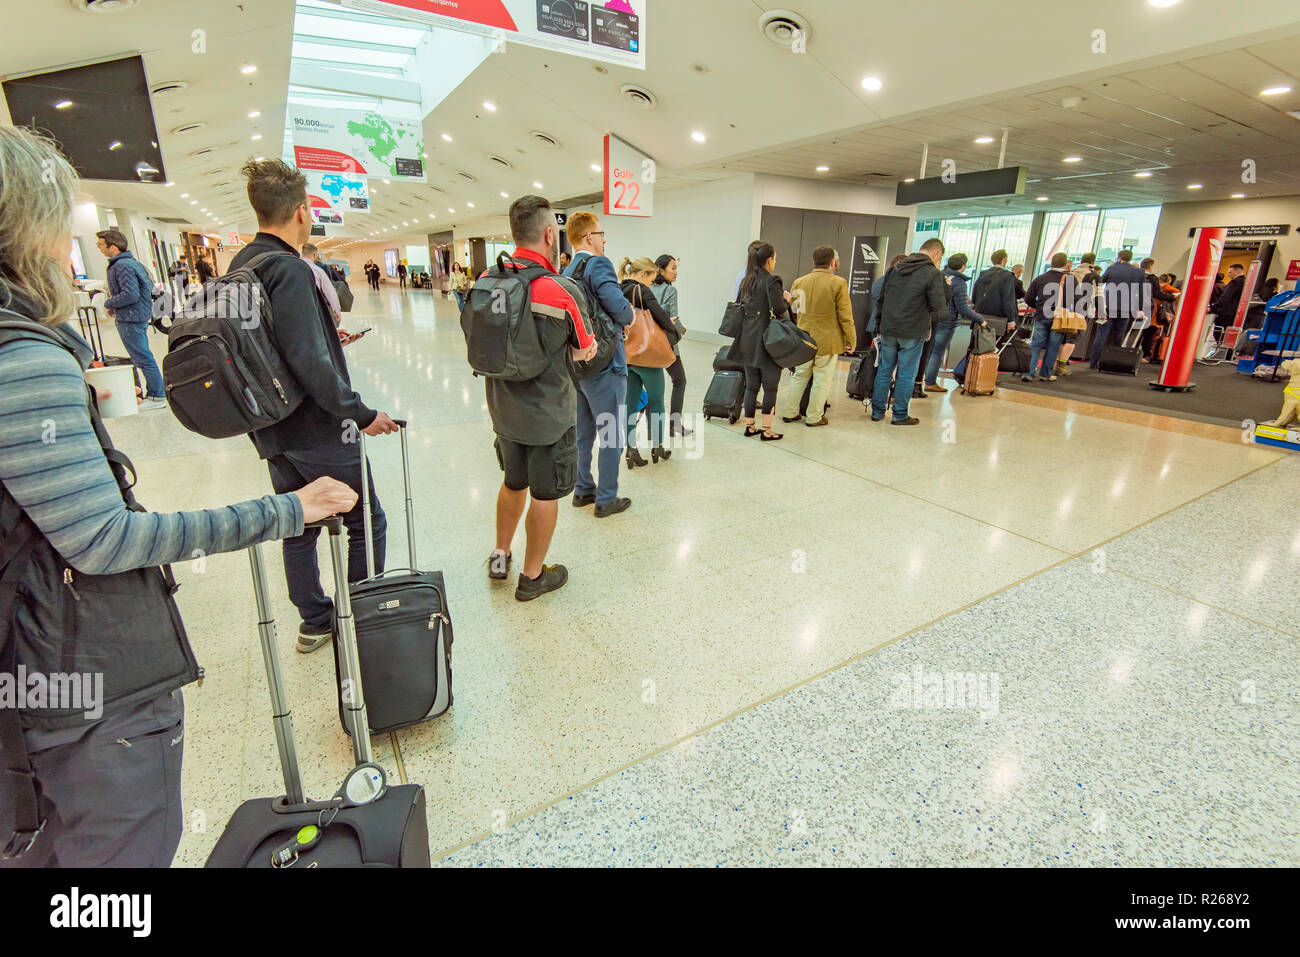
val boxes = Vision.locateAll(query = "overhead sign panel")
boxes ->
[896,166,1027,206]
[290,106,425,182]
[306,170,371,225]
[603,133,653,218]
[342,0,646,70]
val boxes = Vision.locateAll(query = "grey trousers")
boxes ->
[2,690,185,868]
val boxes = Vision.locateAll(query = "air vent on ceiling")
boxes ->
[190,147,218,158]
[620,85,657,110]
[73,0,140,13]
[758,9,810,49]
[427,185,445,194]
[530,131,561,149]
[203,168,228,177]
[172,123,206,136]
[150,80,187,98]
[456,171,477,182]
[153,216,190,224]
[487,155,512,169]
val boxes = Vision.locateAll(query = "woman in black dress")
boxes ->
[726,241,791,440]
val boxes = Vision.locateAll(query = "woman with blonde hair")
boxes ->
[618,255,679,467]
[0,126,354,866]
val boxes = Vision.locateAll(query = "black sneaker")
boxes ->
[572,493,596,508]
[488,550,511,580]
[871,414,884,422]
[515,563,568,602]
[595,497,631,518]
[297,620,333,654]
[890,416,920,426]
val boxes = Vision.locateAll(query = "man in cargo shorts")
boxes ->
[484,195,597,601]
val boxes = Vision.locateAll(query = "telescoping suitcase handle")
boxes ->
[248,516,374,805]
[358,417,415,580]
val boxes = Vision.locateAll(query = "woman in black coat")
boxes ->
[727,241,790,440]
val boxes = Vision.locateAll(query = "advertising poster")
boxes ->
[305,170,370,226]
[290,106,425,182]
[341,0,646,70]
[848,235,886,350]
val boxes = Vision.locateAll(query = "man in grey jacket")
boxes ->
[871,238,947,425]
[95,229,166,410]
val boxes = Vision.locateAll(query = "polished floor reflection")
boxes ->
[97,283,1298,867]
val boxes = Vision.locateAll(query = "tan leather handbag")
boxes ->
[624,288,675,368]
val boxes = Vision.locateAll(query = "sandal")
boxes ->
[744,425,762,437]
[760,429,783,441]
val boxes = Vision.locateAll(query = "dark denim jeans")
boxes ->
[576,366,627,506]
[115,319,164,399]
[1028,319,1062,377]
[267,443,386,628]
[871,336,925,421]
[924,320,959,385]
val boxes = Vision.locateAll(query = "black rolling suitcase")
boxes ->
[846,338,879,400]
[205,521,430,867]
[1098,320,1146,376]
[998,337,1031,373]
[702,369,744,423]
[713,345,744,372]
[337,420,453,735]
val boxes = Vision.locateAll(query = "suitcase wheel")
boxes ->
[729,413,739,424]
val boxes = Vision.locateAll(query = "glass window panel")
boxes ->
[294,13,426,48]
[1034,210,1099,275]
[937,218,983,264]
[978,214,1033,272]
[1094,206,1163,268]
[291,41,413,67]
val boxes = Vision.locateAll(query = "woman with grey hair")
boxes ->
[0,127,357,867]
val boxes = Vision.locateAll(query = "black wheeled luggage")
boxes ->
[702,369,744,423]
[336,420,453,735]
[1098,321,1146,376]
[713,345,744,372]
[846,339,879,400]
[205,521,430,868]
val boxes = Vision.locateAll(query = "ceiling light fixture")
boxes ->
[1187,183,1202,189]
[441,133,452,142]
[1036,196,1048,201]
[975,136,995,144]
[1135,170,1154,178]
[54,99,73,110]
[816,165,829,172]
[861,76,883,91]
[1063,156,1083,162]
[250,134,262,141]
[466,202,474,208]
[483,100,497,111]
[240,64,257,75]
[904,177,916,183]
[248,110,260,118]
[691,131,706,142]
[1260,86,1292,97]
[1231,193,1246,199]
[1147,0,1181,7]
[591,163,602,172]
[1086,203,1098,208]
[107,141,122,151]
[500,191,509,198]
[533,181,543,189]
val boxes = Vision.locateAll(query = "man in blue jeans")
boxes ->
[1022,252,1071,381]
[564,211,634,517]
[871,238,947,425]
[95,229,166,410]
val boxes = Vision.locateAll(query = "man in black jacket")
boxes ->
[1140,257,1178,360]
[1209,263,1246,338]
[231,159,399,653]
[1022,253,1071,381]
[1090,249,1147,368]
[871,238,946,425]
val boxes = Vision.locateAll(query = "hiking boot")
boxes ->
[515,563,568,601]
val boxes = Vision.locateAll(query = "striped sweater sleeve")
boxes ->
[0,337,303,575]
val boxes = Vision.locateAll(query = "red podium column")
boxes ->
[1152,226,1227,392]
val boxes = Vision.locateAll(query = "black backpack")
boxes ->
[568,255,617,380]
[162,252,306,439]
[460,253,553,380]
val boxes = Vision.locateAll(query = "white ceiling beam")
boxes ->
[288,62,422,104]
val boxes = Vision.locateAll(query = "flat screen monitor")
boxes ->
[2,55,167,184]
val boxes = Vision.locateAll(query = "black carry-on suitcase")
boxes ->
[205,520,430,867]
[1097,320,1146,376]
[335,420,453,735]
[846,338,879,400]
[702,369,744,423]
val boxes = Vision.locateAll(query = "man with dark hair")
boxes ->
[871,237,946,425]
[485,195,597,599]
[231,158,399,652]
[94,228,166,410]
[1092,248,1147,368]
[195,250,216,284]
[928,252,985,391]
[564,210,634,517]
[784,245,853,425]
[1023,252,1072,381]
[1209,263,1247,336]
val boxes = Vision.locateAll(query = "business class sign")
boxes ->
[342,0,647,70]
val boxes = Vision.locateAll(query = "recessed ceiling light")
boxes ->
[240,64,257,75]
[533,181,543,189]
[180,193,189,197]
[250,134,262,141]
[816,165,829,172]
[861,76,883,91]
[403,221,409,225]
[441,133,452,142]
[591,163,602,172]
[254,156,264,161]
[108,141,122,150]
[974,136,995,144]
[165,181,174,187]
[190,200,198,205]
[1147,0,1181,6]
[1260,86,1291,97]
[466,201,474,208]
[1086,203,1098,208]
[428,214,435,219]
[383,179,391,184]
[1063,156,1083,163]
[1231,193,1246,198]
[958,212,967,216]
[54,100,73,110]
[1036,196,1049,201]
[448,208,455,213]
[483,100,497,111]
[1135,170,1154,178]
[691,131,706,142]
[1187,183,1202,189]
[904,177,916,183]
[248,110,260,118]
[500,191,509,198]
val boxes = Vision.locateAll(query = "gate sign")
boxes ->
[603,133,652,218]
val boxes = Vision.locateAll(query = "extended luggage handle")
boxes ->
[358,418,415,582]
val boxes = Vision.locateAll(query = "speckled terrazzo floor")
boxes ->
[440,556,1300,867]
[91,287,1298,867]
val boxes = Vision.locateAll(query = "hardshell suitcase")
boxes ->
[205,521,430,868]
[336,421,453,735]
[1098,322,1145,376]
[962,352,1000,396]
[703,369,744,423]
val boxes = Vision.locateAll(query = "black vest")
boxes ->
[0,318,202,732]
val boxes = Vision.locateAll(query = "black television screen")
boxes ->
[2,55,167,183]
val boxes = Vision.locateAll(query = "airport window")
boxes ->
[1035,210,1101,274]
